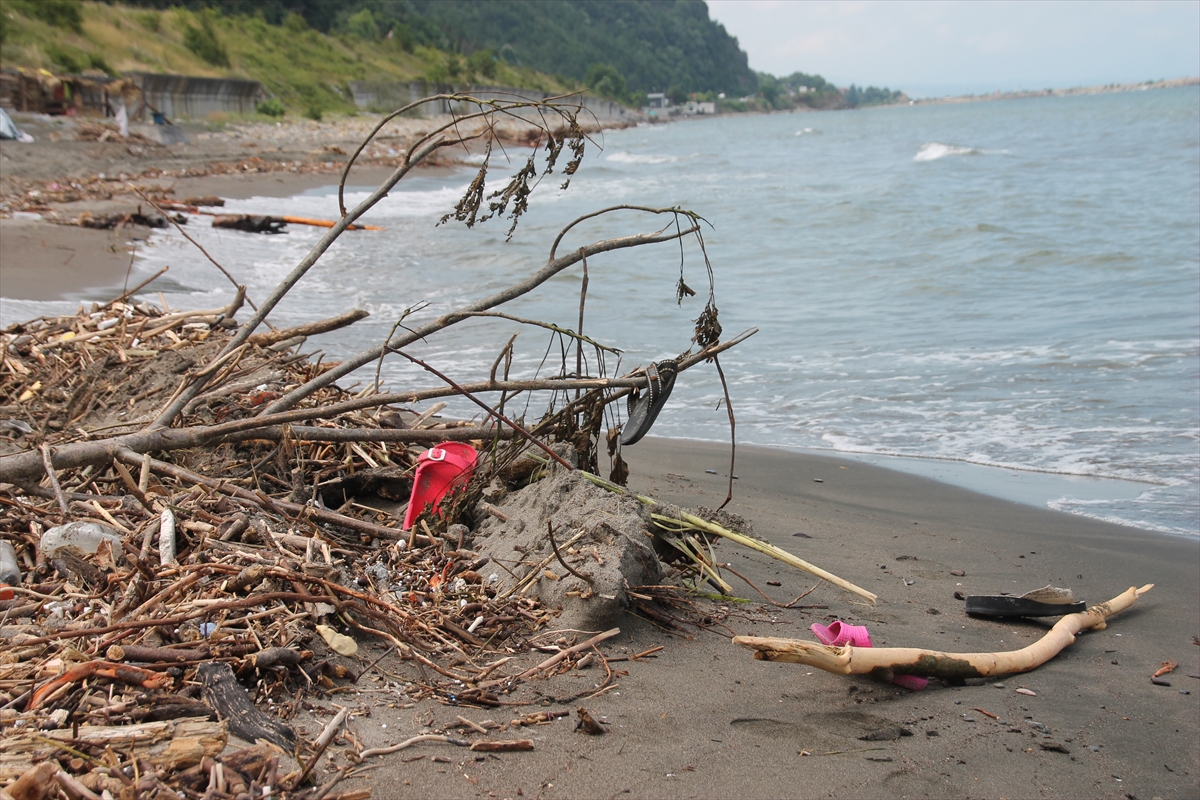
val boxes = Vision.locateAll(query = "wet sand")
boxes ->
[319,439,1197,800]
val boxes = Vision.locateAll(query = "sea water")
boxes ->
[5,87,1197,535]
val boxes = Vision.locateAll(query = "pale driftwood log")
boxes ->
[733,584,1152,680]
[0,719,227,780]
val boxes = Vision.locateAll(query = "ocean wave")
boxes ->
[223,185,466,220]
[794,127,820,136]
[605,151,679,164]
[914,142,983,161]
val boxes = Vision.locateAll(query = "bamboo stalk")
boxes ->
[733,584,1153,679]
[657,511,877,604]
[571,469,877,604]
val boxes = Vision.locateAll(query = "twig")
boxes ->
[246,309,369,347]
[720,562,821,609]
[129,185,258,312]
[39,443,69,515]
[518,628,620,678]
[388,348,572,469]
[576,249,588,405]
[105,265,168,309]
[546,522,593,584]
[1152,661,1178,678]
[360,734,469,759]
[289,705,349,789]
[712,354,736,511]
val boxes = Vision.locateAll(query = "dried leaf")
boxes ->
[316,625,358,656]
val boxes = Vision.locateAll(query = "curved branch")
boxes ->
[259,224,699,416]
[148,131,451,430]
[734,585,1154,679]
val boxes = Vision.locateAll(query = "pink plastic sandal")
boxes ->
[811,619,928,691]
[810,620,872,648]
[402,442,478,531]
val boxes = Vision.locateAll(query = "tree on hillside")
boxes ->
[405,0,756,96]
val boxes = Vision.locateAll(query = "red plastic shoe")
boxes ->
[402,442,479,531]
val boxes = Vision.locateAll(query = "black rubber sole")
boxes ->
[620,359,678,446]
[965,595,1087,617]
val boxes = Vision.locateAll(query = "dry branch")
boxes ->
[734,584,1153,679]
[0,329,755,483]
[246,309,369,347]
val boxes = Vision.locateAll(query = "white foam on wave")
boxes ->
[222,185,467,220]
[914,142,982,161]
[605,151,679,165]
[794,127,819,136]
[1046,497,1195,537]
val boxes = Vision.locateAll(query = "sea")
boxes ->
[5,86,1197,536]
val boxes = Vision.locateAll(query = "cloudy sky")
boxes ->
[705,0,1200,98]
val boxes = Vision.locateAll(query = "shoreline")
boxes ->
[2,167,1190,539]
[650,436,1181,537]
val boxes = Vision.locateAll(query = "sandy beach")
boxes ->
[2,117,1198,800]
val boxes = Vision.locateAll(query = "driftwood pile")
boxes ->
[0,300,592,799]
[0,92,786,799]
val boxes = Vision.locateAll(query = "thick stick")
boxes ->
[246,310,369,347]
[733,584,1153,678]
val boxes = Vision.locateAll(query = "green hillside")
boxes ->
[0,0,905,118]
[0,0,573,118]
[404,0,757,98]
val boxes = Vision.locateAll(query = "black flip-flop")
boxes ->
[620,359,678,445]
[965,595,1086,618]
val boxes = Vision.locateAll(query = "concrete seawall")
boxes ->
[130,73,262,120]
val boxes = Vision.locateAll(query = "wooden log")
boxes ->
[0,719,227,781]
[733,584,1153,680]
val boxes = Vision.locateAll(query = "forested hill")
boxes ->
[405,0,757,97]
[111,0,757,97]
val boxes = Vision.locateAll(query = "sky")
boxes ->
[705,0,1200,98]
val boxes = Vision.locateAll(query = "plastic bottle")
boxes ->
[0,540,21,586]
[39,521,122,558]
